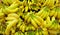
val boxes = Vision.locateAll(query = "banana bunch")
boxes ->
[3,1,20,14]
[2,0,19,5]
[0,0,60,35]
[23,12,44,28]
[36,6,50,19]
[5,13,19,35]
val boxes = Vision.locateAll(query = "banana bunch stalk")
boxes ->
[5,13,19,35]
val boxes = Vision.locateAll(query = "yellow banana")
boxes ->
[25,13,30,21]
[57,7,60,19]
[20,23,26,32]
[25,32,28,35]
[5,13,19,35]
[46,16,52,28]
[31,14,41,26]
[31,18,38,28]
[25,5,28,12]
[27,17,31,23]
[25,26,29,31]
[31,26,35,31]
[53,11,57,18]
[36,7,47,16]
[36,16,44,24]
[49,10,56,17]
[39,32,42,35]
[42,28,48,35]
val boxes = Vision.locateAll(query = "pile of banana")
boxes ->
[0,0,60,35]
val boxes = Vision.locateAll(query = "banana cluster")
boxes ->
[0,0,60,35]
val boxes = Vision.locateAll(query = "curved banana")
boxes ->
[42,28,48,35]
[5,13,19,35]
[49,8,56,17]
[31,17,38,28]
[57,7,60,19]
[3,1,19,14]
[20,23,26,32]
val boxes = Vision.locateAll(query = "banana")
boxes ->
[37,7,50,19]
[31,25,35,31]
[39,31,42,35]
[57,7,60,19]
[35,29,39,35]
[25,32,28,35]
[0,12,4,18]
[20,32,24,35]
[42,12,49,19]
[49,8,56,17]
[20,23,26,32]
[36,16,44,24]
[36,7,47,16]
[42,0,49,6]
[25,26,29,31]
[48,30,58,35]
[28,24,35,31]
[42,28,48,35]
[49,20,56,29]
[24,13,30,21]
[54,23,58,30]
[31,17,38,28]
[53,11,57,18]
[25,5,29,12]
[17,18,23,28]
[46,16,52,28]
[31,14,41,26]
[27,17,31,23]
[40,11,45,18]
[42,0,55,8]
